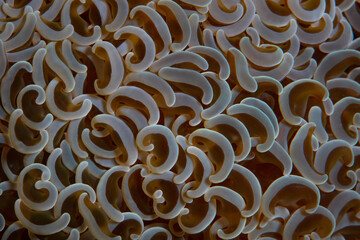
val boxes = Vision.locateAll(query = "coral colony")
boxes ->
[0,0,360,239]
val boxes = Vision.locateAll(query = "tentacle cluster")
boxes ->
[0,0,360,239]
